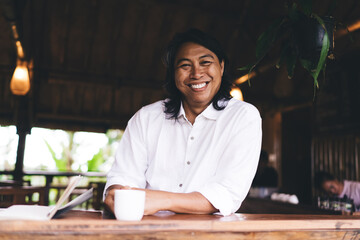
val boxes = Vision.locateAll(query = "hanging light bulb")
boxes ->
[15,40,25,59]
[230,86,244,101]
[10,61,30,95]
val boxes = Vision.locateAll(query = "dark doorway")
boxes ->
[281,106,313,204]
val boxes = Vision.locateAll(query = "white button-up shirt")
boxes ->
[105,98,262,215]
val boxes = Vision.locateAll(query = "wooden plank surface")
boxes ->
[1,210,360,240]
[0,230,358,240]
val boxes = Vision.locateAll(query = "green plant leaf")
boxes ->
[44,140,67,171]
[299,15,330,91]
[311,14,330,86]
[299,58,312,71]
[298,0,312,16]
[255,18,284,60]
[244,17,285,85]
[87,149,104,172]
[300,58,318,97]
[277,42,298,79]
[277,42,288,69]
[237,64,253,71]
[288,3,302,22]
[286,48,298,79]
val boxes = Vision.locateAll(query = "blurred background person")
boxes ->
[314,171,360,211]
[252,150,278,188]
[249,150,278,199]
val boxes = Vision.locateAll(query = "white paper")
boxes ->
[0,205,53,220]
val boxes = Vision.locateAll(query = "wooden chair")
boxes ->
[0,186,46,208]
[88,181,105,210]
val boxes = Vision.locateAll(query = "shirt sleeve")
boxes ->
[340,181,360,210]
[103,108,148,199]
[198,104,262,216]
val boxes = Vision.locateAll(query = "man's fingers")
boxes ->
[104,185,133,213]
[104,194,115,213]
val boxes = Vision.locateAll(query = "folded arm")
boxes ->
[104,185,217,215]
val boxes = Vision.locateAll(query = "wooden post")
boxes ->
[13,95,31,182]
[13,130,27,181]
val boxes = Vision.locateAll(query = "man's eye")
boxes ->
[201,61,212,65]
[179,64,191,68]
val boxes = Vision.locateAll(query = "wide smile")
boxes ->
[188,82,209,90]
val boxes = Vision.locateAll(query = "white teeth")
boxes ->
[190,83,206,89]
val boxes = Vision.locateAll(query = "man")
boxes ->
[314,171,360,211]
[104,29,262,216]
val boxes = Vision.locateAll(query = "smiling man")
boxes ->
[104,29,262,216]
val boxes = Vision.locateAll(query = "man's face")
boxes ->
[174,42,224,110]
[322,180,342,196]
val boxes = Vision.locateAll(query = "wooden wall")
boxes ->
[311,133,360,196]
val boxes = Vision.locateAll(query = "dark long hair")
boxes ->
[162,28,232,119]
[314,171,336,190]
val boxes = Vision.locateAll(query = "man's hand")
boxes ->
[103,184,130,213]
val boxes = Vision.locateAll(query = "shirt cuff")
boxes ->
[198,183,241,216]
[103,175,142,201]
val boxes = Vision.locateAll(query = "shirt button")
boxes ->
[190,136,194,140]
[179,184,183,187]
[187,161,191,165]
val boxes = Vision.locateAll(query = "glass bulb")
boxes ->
[230,87,244,101]
[10,65,30,95]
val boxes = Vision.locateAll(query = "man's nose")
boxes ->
[190,65,203,79]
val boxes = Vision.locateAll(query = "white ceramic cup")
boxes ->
[114,189,146,221]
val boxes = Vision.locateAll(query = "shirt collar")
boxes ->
[178,98,231,121]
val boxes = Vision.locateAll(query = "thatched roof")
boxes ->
[1,0,360,132]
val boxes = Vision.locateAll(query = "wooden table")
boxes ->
[0,210,360,239]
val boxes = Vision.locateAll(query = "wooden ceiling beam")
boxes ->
[36,112,132,124]
[137,0,246,21]
[35,112,132,132]
[45,71,165,91]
